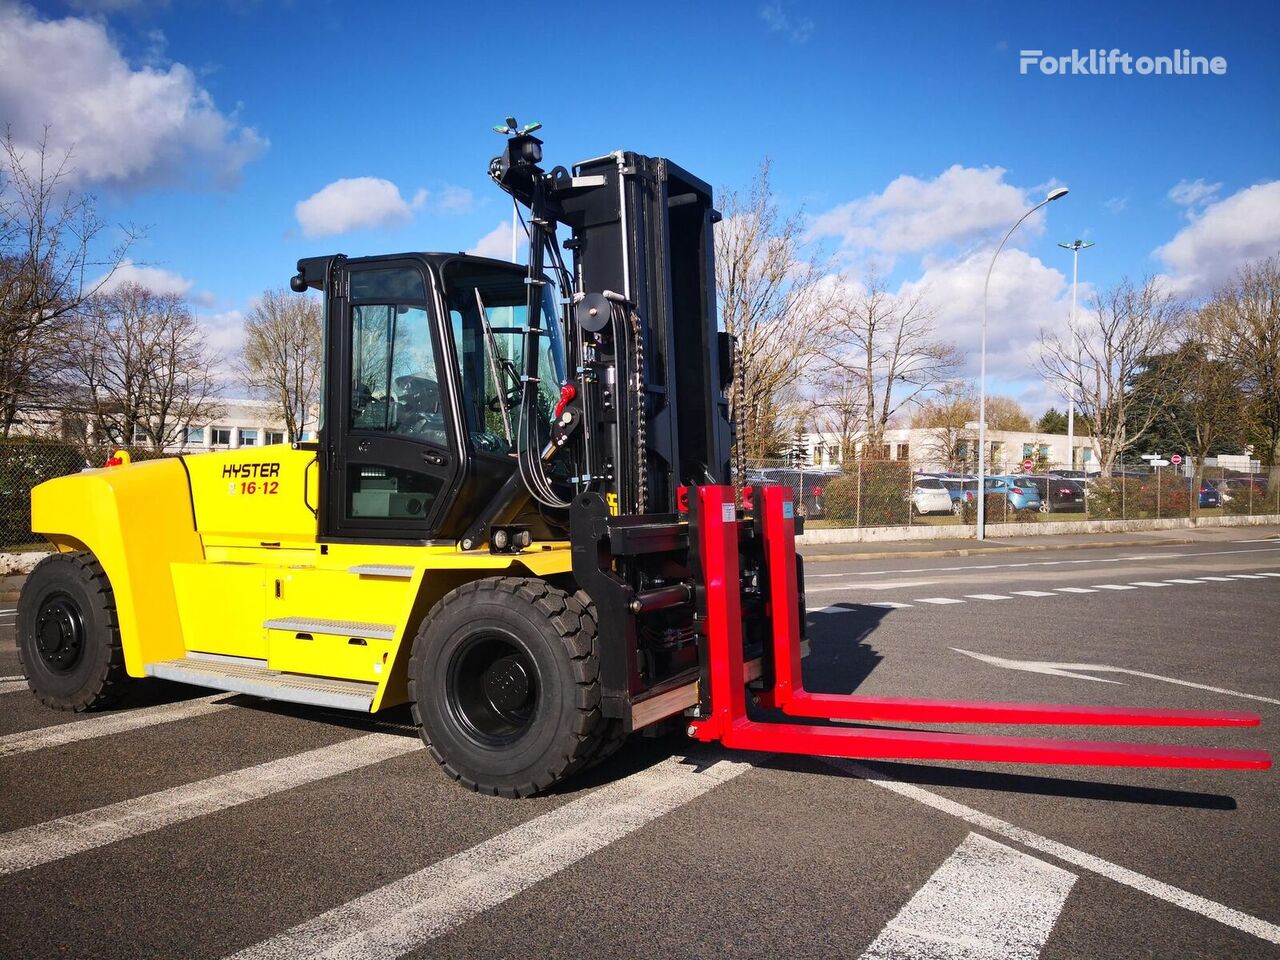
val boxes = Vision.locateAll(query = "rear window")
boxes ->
[915,478,945,489]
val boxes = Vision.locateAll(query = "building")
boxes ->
[800,426,1102,473]
[8,396,312,453]
[174,398,313,452]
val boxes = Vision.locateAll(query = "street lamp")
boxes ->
[1057,239,1094,472]
[977,186,1069,541]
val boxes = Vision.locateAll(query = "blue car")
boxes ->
[927,474,979,515]
[1192,480,1221,508]
[985,475,1043,512]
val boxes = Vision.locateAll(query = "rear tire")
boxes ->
[409,578,609,797]
[17,552,129,712]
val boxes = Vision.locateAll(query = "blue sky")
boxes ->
[5,0,1279,411]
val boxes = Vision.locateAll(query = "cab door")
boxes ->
[321,259,464,541]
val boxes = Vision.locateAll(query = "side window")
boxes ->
[349,303,446,448]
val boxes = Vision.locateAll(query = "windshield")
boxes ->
[442,260,566,456]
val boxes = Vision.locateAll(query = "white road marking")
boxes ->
[831,760,1280,946]
[1092,584,1137,590]
[952,648,1280,704]
[0,695,232,758]
[857,832,1076,960]
[0,733,421,874]
[1233,538,1280,543]
[1164,578,1205,584]
[915,597,966,605]
[1196,576,1236,582]
[0,680,29,695]
[863,601,914,609]
[808,579,937,594]
[0,674,24,682]
[1011,590,1057,597]
[222,754,751,960]
[1054,587,1097,594]
[965,594,1013,601]
[806,546,1280,579]
[1226,574,1267,579]
[1128,581,1171,587]
[1259,572,1280,577]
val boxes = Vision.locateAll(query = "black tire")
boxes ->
[409,577,608,797]
[16,552,128,712]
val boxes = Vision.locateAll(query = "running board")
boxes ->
[263,616,396,640]
[685,485,1271,772]
[146,654,377,712]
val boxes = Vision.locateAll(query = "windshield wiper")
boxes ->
[475,287,513,446]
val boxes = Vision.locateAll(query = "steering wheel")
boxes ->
[486,384,523,413]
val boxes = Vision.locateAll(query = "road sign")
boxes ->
[1171,454,1183,465]
[1022,458,1034,471]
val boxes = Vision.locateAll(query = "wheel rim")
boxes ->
[446,632,539,746]
[34,592,86,673]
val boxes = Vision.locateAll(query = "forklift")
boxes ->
[17,123,1270,796]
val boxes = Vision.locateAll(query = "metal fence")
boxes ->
[0,441,173,551]
[744,458,1280,530]
[3,442,1279,551]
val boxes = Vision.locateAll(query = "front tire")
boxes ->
[17,552,129,711]
[409,578,608,797]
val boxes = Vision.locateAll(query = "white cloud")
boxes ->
[1167,178,1222,209]
[759,2,813,43]
[294,178,428,238]
[468,221,523,261]
[1154,181,1280,295]
[1104,195,1129,214]
[0,5,266,187]
[897,248,1073,392]
[807,165,1043,262]
[95,259,194,296]
[435,185,474,213]
[202,309,244,347]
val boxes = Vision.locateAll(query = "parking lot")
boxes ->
[1,536,1278,959]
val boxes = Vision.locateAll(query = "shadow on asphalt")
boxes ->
[800,605,888,695]
[776,754,1239,810]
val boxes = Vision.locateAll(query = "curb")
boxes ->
[799,535,1218,564]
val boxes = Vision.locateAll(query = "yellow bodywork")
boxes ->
[31,444,572,711]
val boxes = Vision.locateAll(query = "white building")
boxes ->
[10,396,312,453]
[801,426,1102,473]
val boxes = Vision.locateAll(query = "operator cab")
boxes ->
[292,252,567,545]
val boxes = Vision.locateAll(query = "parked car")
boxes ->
[1191,480,1221,508]
[931,474,979,515]
[1047,469,1100,480]
[747,468,836,518]
[908,475,954,516]
[985,476,1043,512]
[1022,475,1086,513]
[1212,477,1268,503]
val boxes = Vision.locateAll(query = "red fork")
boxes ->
[686,485,1270,772]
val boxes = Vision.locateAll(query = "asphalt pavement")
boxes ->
[0,537,1277,959]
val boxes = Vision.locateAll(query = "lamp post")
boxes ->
[977,186,1069,541]
[1057,239,1094,472]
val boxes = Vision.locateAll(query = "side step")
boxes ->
[263,616,396,640]
[146,653,377,712]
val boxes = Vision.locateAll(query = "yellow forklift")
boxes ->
[18,123,1269,796]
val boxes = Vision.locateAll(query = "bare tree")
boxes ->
[1202,255,1280,481]
[237,289,323,442]
[716,161,830,461]
[73,282,221,450]
[0,128,137,436]
[1038,276,1184,475]
[1173,316,1248,516]
[808,373,862,466]
[822,275,959,457]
